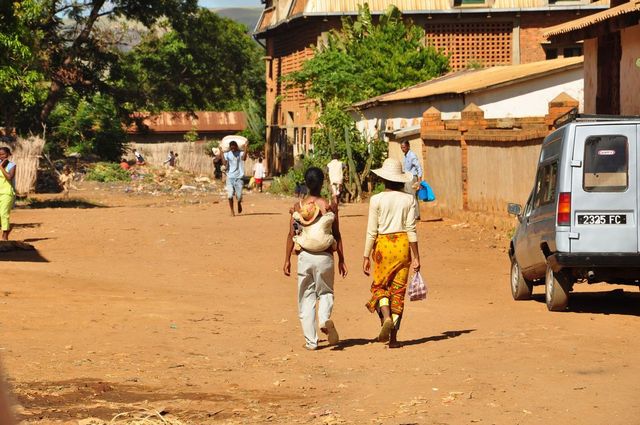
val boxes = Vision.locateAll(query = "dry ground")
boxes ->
[1,182,639,425]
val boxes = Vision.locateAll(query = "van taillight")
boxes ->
[557,192,571,225]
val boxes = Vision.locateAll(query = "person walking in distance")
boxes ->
[253,158,266,193]
[283,167,348,351]
[0,147,16,241]
[222,141,247,216]
[400,141,423,220]
[134,149,145,165]
[327,153,344,204]
[163,151,175,168]
[363,158,421,348]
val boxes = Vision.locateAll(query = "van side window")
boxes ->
[533,162,558,209]
[583,135,628,192]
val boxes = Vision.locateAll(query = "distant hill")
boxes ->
[212,7,262,33]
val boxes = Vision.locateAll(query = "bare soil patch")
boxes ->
[2,182,639,424]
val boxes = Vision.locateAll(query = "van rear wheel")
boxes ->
[510,258,533,300]
[545,265,569,311]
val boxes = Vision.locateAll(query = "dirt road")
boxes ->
[2,184,639,424]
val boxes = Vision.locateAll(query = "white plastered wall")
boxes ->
[353,65,584,138]
[467,67,584,118]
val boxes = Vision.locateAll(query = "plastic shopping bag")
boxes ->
[408,272,427,301]
[417,181,436,202]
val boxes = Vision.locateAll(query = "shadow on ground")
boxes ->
[332,329,476,350]
[12,223,42,229]
[238,212,282,216]
[0,241,48,262]
[18,198,104,209]
[532,289,640,316]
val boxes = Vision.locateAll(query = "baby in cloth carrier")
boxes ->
[292,201,337,253]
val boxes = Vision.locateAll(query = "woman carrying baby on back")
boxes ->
[283,167,348,351]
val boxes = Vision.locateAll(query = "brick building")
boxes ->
[254,0,610,175]
[545,0,640,115]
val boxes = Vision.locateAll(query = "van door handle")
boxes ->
[569,232,580,239]
[571,160,582,167]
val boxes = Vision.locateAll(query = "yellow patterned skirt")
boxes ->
[366,232,411,315]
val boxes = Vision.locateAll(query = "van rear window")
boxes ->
[583,135,628,192]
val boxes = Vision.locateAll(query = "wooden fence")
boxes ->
[129,142,257,177]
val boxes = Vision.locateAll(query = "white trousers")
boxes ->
[297,251,335,349]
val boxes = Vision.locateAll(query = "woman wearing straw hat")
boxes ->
[363,158,420,348]
[0,147,16,241]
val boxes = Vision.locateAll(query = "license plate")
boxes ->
[577,214,627,225]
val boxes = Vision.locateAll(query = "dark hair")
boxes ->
[304,167,324,196]
[332,153,340,160]
[401,140,410,148]
[0,147,11,155]
[229,141,238,148]
[383,178,405,191]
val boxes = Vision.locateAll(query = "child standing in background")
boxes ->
[58,166,74,198]
[253,158,266,193]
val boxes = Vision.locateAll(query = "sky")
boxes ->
[198,0,263,7]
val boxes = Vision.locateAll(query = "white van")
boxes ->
[508,115,640,311]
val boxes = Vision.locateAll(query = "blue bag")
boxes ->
[417,181,436,202]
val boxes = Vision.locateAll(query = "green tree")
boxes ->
[37,0,200,126]
[239,98,266,153]
[48,92,128,160]
[0,1,47,131]
[287,4,449,200]
[115,8,264,113]
[1,2,265,161]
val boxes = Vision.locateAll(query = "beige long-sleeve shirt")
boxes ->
[364,190,418,257]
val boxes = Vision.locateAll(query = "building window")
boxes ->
[301,128,307,153]
[563,46,582,57]
[454,0,486,5]
[545,48,558,60]
[293,127,300,156]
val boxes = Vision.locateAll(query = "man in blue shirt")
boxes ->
[401,141,423,220]
[222,141,247,216]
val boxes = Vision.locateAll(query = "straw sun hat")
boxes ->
[293,201,320,225]
[372,158,413,183]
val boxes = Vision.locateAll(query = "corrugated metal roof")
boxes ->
[492,0,546,8]
[255,0,610,33]
[128,112,247,134]
[304,0,449,12]
[352,56,583,110]
[544,0,640,37]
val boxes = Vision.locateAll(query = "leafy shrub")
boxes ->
[85,162,130,182]
[268,174,296,195]
[372,182,385,195]
[204,139,220,156]
[268,155,332,198]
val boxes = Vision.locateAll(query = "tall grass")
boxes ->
[1,135,45,195]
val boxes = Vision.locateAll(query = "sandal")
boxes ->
[378,318,393,343]
[323,320,339,346]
